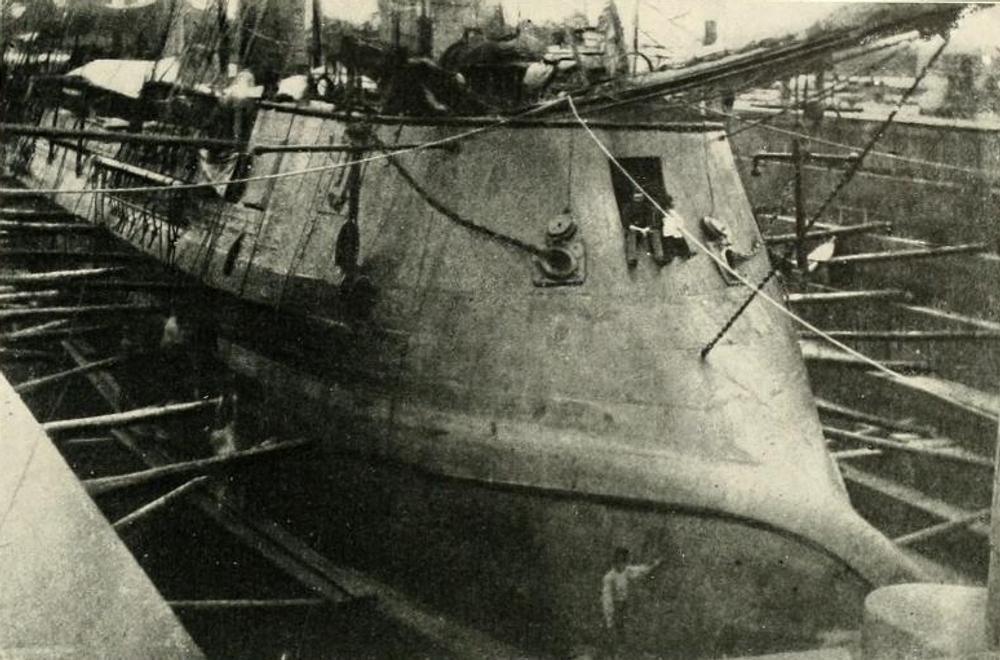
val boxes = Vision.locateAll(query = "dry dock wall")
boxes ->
[0,372,202,658]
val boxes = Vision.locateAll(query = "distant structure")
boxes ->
[377,0,505,58]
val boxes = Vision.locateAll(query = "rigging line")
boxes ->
[565,129,575,210]
[566,95,909,380]
[577,31,926,119]
[804,36,950,230]
[706,103,987,177]
[722,40,913,141]
[0,97,571,198]
[697,36,951,357]
[701,118,716,216]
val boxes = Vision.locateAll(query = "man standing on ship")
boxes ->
[601,546,663,658]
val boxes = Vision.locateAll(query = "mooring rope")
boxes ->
[566,95,911,381]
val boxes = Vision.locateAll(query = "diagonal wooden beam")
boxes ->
[893,508,991,547]
[1,323,112,344]
[825,425,992,467]
[788,289,912,304]
[0,303,165,322]
[825,243,989,265]
[765,221,892,245]
[112,477,209,532]
[83,439,311,496]
[43,397,222,433]
[0,267,126,285]
[167,599,327,610]
[0,319,68,339]
[15,354,127,395]
[802,330,1000,342]
[60,340,522,656]
[0,220,102,234]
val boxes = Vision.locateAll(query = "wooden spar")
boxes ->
[44,280,198,293]
[824,426,993,467]
[0,220,101,234]
[112,476,209,532]
[801,330,1000,342]
[43,396,222,433]
[824,243,989,265]
[1,319,68,340]
[0,323,111,344]
[167,599,327,610]
[60,340,519,655]
[0,122,453,155]
[800,350,929,373]
[841,464,990,540]
[0,303,165,322]
[0,347,62,361]
[252,142,457,154]
[0,122,240,151]
[787,289,912,304]
[830,448,883,460]
[988,373,1000,648]
[764,221,892,245]
[893,508,990,547]
[59,344,361,605]
[61,436,117,449]
[0,209,75,220]
[0,249,145,262]
[90,155,185,186]
[0,267,125,285]
[815,397,936,436]
[14,354,127,394]
[83,439,312,496]
[0,289,61,304]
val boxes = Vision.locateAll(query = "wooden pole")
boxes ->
[166,599,327,610]
[0,289,61,304]
[815,397,935,436]
[0,209,75,220]
[0,267,125,285]
[788,289,911,304]
[825,243,989,265]
[0,347,63,361]
[765,221,892,245]
[802,353,929,373]
[801,330,1000,342]
[0,220,101,234]
[987,393,1000,648]
[112,476,209,532]
[43,396,222,433]
[61,436,117,449]
[894,508,990,547]
[52,280,196,293]
[0,249,142,262]
[15,354,127,394]
[793,137,808,272]
[0,319,67,340]
[0,303,165,322]
[0,122,240,150]
[0,323,111,344]
[83,438,312,496]
[824,426,992,467]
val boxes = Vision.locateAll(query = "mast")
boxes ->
[632,0,639,73]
